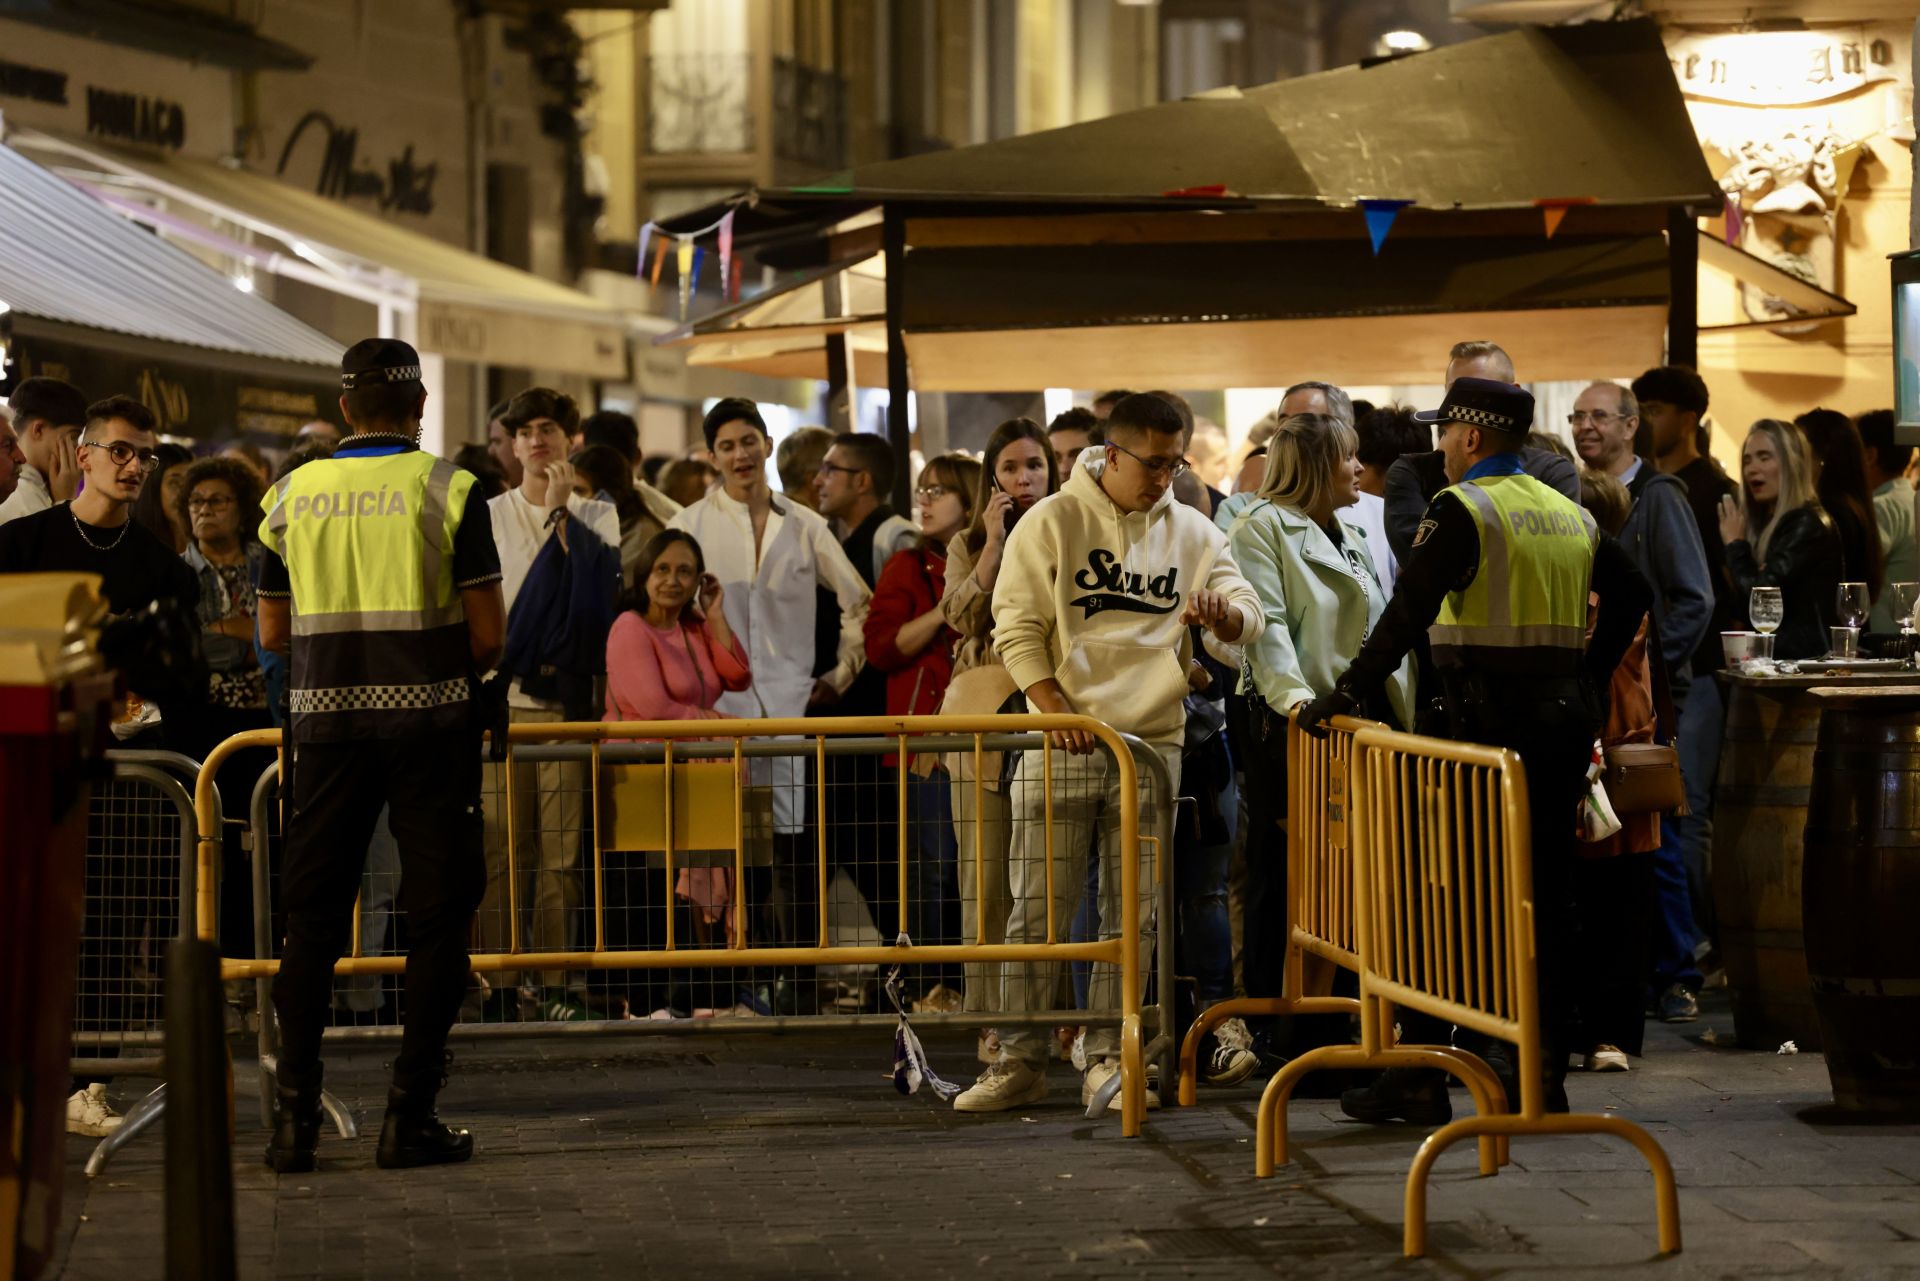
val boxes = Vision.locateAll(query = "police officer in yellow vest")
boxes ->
[256,339,506,1173]
[1299,378,1651,1122]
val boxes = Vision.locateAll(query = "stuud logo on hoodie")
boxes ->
[1071,549,1180,618]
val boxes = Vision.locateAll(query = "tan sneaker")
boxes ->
[67,1084,124,1137]
[1586,1044,1630,1072]
[1082,1058,1161,1113]
[953,1058,1048,1112]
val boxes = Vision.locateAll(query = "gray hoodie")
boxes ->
[1619,462,1713,697]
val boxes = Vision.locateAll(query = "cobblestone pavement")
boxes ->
[50,989,1920,1280]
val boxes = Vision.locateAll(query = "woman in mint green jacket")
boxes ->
[1224,412,1415,1037]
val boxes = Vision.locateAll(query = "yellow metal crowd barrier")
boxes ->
[1348,724,1680,1257]
[193,713,1166,1136]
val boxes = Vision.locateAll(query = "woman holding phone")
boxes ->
[603,529,753,1015]
[937,417,1058,1044]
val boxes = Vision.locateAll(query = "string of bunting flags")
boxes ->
[1354,195,1599,254]
[636,207,743,320]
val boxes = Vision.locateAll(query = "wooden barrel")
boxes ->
[1713,679,1823,1050]
[1803,688,1920,1117]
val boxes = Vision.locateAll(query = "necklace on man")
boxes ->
[71,507,130,552]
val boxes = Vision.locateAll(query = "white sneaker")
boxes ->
[953,1058,1049,1113]
[1205,1017,1260,1086]
[1586,1044,1630,1072]
[67,1084,124,1137]
[1081,1058,1161,1112]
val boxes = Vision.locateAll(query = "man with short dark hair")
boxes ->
[577,407,681,546]
[1630,364,1735,949]
[1381,342,1580,565]
[0,375,88,526]
[255,338,505,1172]
[1048,407,1099,477]
[956,392,1262,1114]
[1856,409,1916,632]
[815,430,917,579]
[1090,389,1134,421]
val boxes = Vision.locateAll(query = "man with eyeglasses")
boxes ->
[0,394,196,618]
[956,392,1263,1114]
[1570,380,1713,1028]
[0,376,89,527]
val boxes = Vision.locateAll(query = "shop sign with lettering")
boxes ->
[275,110,438,217]
[1668,29,1902,107]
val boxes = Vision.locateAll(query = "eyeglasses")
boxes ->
[187,495,235,512]
[817,462,863,478]
[1567,409,1630,427]
[81,439,161,471]
[1107,440,1190,480]
[914,484,957,503]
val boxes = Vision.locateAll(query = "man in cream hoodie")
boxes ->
[957,393,1263,1113]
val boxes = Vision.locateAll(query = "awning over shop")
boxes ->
[5,127,629,382]
[0,139,342,437]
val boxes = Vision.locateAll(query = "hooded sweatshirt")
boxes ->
[992,455,1264,746]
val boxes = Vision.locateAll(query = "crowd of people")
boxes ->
[8,336,1911,1136]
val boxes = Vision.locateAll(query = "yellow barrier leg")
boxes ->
[1119,1014,1145,1138]
[1384,1047,1510,1175]
[1177,995,1362,1107]
[1403,1113,1683,1258]
[1254,1044,1368,1177]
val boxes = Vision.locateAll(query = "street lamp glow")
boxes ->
[232,275,254,293]
[1380,29,1431,53]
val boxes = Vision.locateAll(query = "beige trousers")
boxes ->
[478,706,585,989]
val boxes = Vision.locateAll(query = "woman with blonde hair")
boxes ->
[1223,412,1414,1065]
[1716,418,1842,660]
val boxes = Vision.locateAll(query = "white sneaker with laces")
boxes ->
[67,1083,124,1137]
[953,1058,1048,1112]
[1586,1044,1630,1072]
[1082,1057,1162,1112]
[1205,1017,1260,1086]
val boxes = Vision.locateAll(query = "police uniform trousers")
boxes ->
[1400,672,1595,1079]
[273,729,485,1093]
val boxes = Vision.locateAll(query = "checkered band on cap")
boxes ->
[1445,404,1517,431]
[340,364,425,390]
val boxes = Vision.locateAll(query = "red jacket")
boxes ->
[863,544,956,718]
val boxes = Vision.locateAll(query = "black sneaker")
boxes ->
[1338,1068,1452,1125]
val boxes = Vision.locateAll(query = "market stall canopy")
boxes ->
[659,20,1722,390]
[6,127,629,380]
[668,254,887,384]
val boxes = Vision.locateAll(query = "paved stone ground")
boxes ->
[49,989,1920,1280]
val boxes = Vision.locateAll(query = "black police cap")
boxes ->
[340,338,424,390]
[1412,376,1534,435]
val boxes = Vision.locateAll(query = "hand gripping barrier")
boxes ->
[1249,719,1681,1258]
[197,714,1178,1138]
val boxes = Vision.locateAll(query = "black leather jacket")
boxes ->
[1725,504,1843,660]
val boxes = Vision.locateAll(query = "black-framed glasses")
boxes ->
[81,439,160,471]
[188,495,235,512]
[1567,409,1627,427]
[1107,440,1190,479]
[914,484,957,503]
[817,461,863,478]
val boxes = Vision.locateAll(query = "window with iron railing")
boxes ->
[771,56,847,173]
[646,52,755,155]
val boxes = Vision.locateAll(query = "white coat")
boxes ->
[1225,498,1415,729]
[669,487,871,831]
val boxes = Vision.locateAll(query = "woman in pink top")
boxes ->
[603,529,752,1017]
[605,529,751,724]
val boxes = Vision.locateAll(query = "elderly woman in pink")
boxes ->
[606,528,751,724]
[603,529,752,1016]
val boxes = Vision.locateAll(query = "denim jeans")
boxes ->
[907,770,960,989]
[1676,675,1725,942]
[1176,770,1238,1007]
[1649,817,1705,993]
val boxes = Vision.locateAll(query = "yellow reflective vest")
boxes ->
[259,444,478,741]
[1428,472,1597,672]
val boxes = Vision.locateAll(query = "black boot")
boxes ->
[264,1073,324,1173]
[1338,1068,1452,1125]
[375,1055,473,1170]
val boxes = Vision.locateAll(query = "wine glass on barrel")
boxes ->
[1835,582,1870,659]
[1890,581,1920,668]
[1750,586,1784,661]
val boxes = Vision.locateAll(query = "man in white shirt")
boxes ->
[670,398,871,955]
[477,387,621,1014]
[0,377,87,527]
[1858,409,1918,633]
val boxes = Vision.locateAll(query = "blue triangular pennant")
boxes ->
[1358,199,1415,256]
